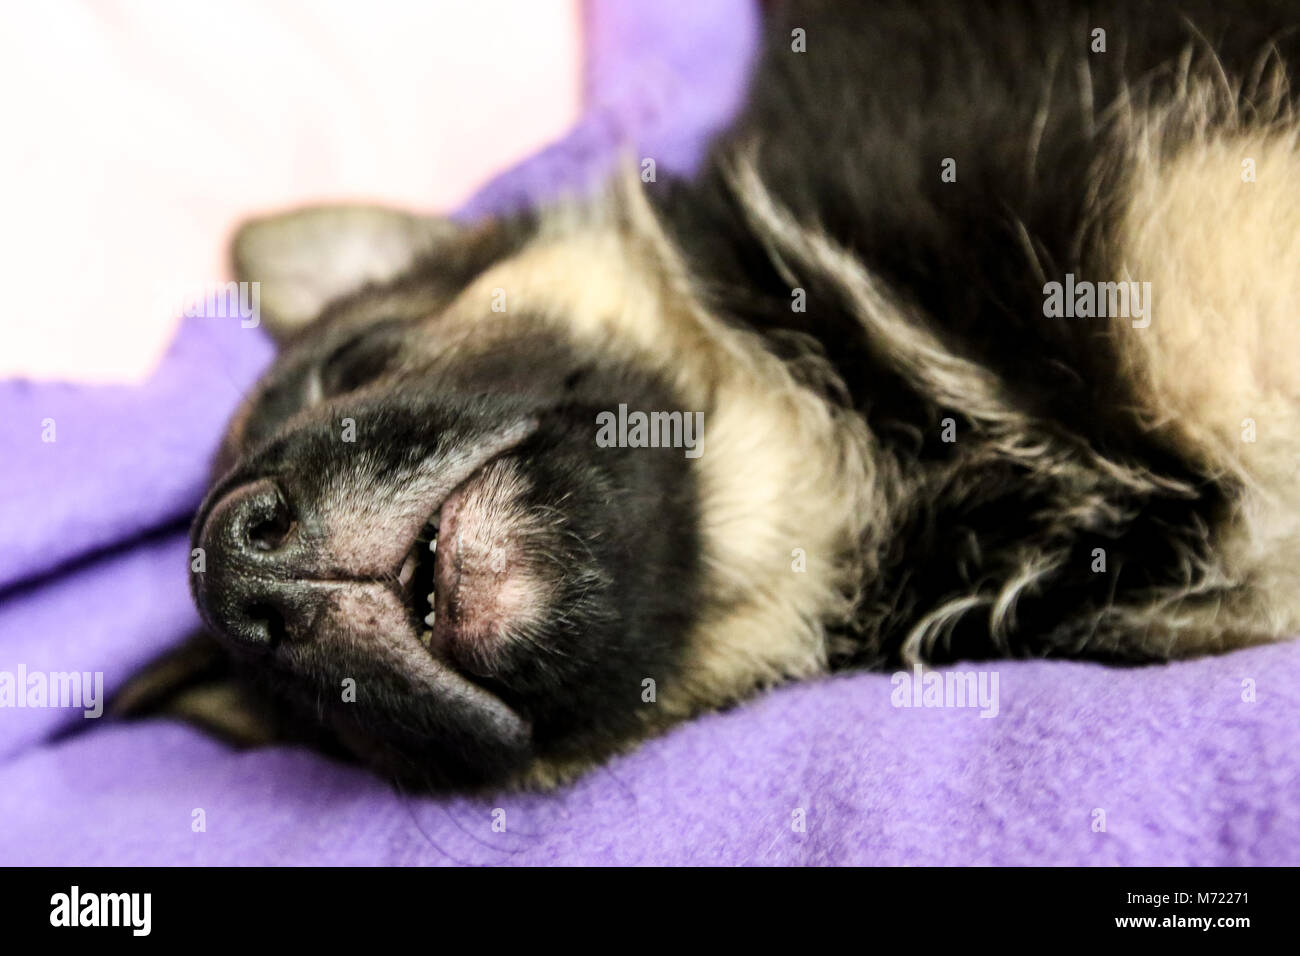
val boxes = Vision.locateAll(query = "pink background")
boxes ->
[0,0,581,383]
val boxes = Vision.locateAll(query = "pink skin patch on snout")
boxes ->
[429,461,550,671]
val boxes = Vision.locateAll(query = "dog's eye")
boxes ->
[317,318,406,396]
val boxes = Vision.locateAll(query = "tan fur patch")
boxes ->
[1111,97,1300,651]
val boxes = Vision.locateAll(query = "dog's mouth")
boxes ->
[397,503,443,646]
[393,446,537,679]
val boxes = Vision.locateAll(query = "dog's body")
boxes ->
[128,0,1300,788]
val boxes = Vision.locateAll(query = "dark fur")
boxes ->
[656,0,1300,665]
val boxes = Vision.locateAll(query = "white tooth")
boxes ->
[427,591,437,608]
[428,536,437,553]
[424,611,437,627]
[397,552,417,587]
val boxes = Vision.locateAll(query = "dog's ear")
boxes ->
[110,633,349,751]
[231,205,459,341]
[109,633,280,745]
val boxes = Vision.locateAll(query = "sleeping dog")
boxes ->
[122,0,1300,788]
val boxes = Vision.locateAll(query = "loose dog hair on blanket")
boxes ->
[119,0,1300,789]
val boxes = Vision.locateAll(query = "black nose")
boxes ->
[192,478,308,652]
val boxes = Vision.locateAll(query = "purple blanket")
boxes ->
[3,1,1298,866]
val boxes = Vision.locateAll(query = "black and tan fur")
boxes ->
[123,0,1300,788]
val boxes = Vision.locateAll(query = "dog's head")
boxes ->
[192,203,710,787]
[192,181,869,788]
